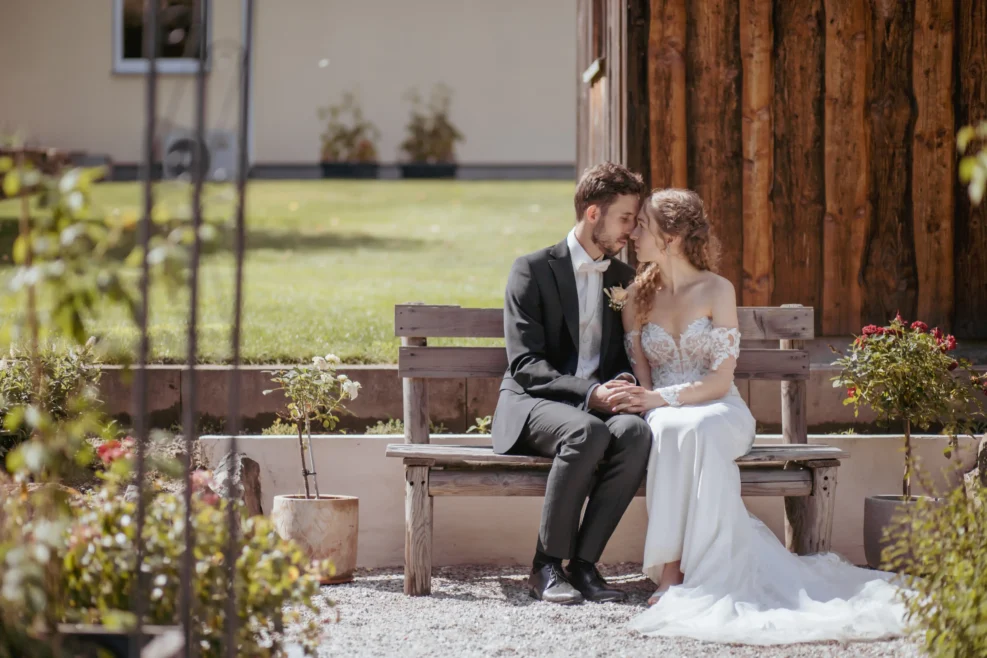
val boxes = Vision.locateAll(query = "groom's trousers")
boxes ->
[511,399,652,563]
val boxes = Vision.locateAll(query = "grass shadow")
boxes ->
[242,229,426,253]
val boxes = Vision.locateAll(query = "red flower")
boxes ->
[910,321,928,333]
[948,361,959,371]
[932,327,944,341]
[945,335,957,352]
[894,312,905,324]
[97,438,134,465]
[861,325,880,336]
[192,470,221,506]
[846,386,856,398]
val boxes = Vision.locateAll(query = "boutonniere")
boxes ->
[604,284,629,311]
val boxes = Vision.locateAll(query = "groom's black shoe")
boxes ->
[566,560,627,603]
[528,563,584,604]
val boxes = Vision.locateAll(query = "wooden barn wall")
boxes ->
[610,0,987,337]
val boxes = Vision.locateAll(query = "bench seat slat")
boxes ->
[385,443,847,465]
[428,467,812,497]
[399,347,809,380]
[395,305,814,340]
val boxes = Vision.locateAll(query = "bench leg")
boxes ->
[404,465,433,595]
[784,461,838,555]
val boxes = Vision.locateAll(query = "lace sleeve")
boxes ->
[709,327,741,371]
[623,330,640,366]
[655,383,688,407]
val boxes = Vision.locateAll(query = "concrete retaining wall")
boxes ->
[199,433,978,570]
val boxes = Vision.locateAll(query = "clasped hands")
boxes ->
[589,376,666,415]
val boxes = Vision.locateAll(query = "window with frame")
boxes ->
[113,0,211,74]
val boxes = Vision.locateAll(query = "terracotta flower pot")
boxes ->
[271,494,358,584]
[863,494,938,571]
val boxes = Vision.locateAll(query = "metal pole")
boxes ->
[182,0,208,655]
[223,0,253,654]
[130,0,158,655]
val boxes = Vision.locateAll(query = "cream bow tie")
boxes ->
[577,259,611,274]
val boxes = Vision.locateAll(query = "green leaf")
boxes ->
[958,125,976,153]
[959,155,978,183]
[0,156,13,173]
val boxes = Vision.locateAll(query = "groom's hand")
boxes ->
[606,383,663,414]
[588,380,627,413]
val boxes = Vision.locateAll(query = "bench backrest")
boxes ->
[395,303,814,444]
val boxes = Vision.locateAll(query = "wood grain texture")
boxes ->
[385,443,849,465]
[401,336,430,445]
[404,465,432,595]
[400,346,809,380]
[780,340,807,444]
[648,0,688,188]
[428,467,813,498]
[912,0,955,330]
[576,0,592,176]
[626,0,651,186]
[954,0,987,337]
[785,464,837,554]
[589,75,610,167]
[822,0,869,334]
[394,304,814,340]
[607,0,626,164]
[772,0,825,326]
[740,0,773,307]
[861,0,918,325]
[687,0,744,294]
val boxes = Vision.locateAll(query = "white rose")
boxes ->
[325,353,341,366]
[312,356,329,370]
[337,374,349,383]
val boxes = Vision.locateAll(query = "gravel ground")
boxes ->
[287,564,923,658]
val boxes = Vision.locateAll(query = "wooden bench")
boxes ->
[386,302,846,595]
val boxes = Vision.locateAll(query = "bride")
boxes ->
[604,188,910,645]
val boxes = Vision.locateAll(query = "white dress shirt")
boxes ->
[566,228,607,381]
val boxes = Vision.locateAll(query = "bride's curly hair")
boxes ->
[634,188,721,325]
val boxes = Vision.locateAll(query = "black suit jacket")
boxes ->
[491,238,637,454]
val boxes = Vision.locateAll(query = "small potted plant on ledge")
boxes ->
[317,91,381,179]
[832,314,985,569]
[264,354,362,583]
[398,83,464,179]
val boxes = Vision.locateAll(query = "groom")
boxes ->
[491,162,651,605]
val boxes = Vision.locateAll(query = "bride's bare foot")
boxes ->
[648,562,685,605]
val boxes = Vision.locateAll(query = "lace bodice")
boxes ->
[625,316,741,406]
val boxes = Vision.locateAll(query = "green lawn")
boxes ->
[0,180,574,364]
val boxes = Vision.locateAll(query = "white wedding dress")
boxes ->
[623,317,911,645]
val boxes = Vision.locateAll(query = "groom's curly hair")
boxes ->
[574,162,646,221]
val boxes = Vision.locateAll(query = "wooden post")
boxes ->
[779,306,807,446]
[739,0,773,307]
[912,0,954,330]
[402,335,430,445]
[648,0,687,189]
[404,463,433,595]
[784,460,838,554]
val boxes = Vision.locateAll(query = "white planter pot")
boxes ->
[271,494,359,584]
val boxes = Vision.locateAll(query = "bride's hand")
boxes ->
[606,385,665,414]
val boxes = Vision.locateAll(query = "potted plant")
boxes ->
[317,91,380,179]
[832,314,986,569]
[398,83,464,179]
[264,355,362,583]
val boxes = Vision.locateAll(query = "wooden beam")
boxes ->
[822,0,869,334]
[404,465,432,595]
[781,307,808,445]
[399,346,809,380]
[772,0,825,328]
[912,0,955,331]
[576,0,592,176]
[385,442,849,465]
[648,0,688,188]
[401,336,430,445]
[626,0,651,188]
[687,0,744,296]
[860,0,918,325]
[954,0,987,338]
[785,463,837,554]
[739,0,773,307]
[394,304,814,340]
[428,467,813,498]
